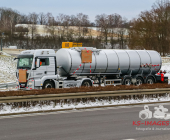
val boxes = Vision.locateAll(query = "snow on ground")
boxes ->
[0,95,169,114]
[160,63,170,78]
[0,54,17,83]
[0,51,11,56]
[161,64,170,72]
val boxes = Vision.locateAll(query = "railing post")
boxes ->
[1,38,2,51]
[6,84,8,89]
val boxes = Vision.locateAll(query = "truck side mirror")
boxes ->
[36,59,40,68]
[14,58,18,60]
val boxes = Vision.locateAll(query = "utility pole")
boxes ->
[1,32,4,51]
[1,38,2,51]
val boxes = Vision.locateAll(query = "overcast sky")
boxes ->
[1,0,156,22]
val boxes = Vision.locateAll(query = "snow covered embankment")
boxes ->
[0,94,169,114]
[0,54,17,83]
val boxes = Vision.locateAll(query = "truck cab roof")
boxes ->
[20,49,55,56]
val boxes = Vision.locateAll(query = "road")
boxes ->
[0,104,170,140]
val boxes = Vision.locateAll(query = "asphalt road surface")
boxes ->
[1,104,170,140]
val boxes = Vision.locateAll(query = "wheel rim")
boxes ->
[125,79,131,85]
[45,83,52,88]
[147,79,153,84]
[136,79,142,86]
[83,82,90,87]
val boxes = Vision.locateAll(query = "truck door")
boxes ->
[46,57,55,75]
[34,57,55,78]
[33,58,49,78]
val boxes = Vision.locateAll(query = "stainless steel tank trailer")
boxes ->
[14,47,168,90]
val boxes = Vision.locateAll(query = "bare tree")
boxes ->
[75,13,90,37]
[129,0,170,55]
[38,12,47,25]
[47,15,56,37]
[56,13,66,38]
[70,15,76,26]
[28,12,38,47]
[95,14,110,46]
[108,14,122,48]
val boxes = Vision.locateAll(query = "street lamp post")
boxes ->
[1,38,2,51]
[1,32,4,51]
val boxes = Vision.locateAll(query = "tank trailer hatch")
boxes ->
[70,47,101,64]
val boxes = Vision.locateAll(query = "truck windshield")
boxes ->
[17,55,33,70]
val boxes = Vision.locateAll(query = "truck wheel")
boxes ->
[81,80,92,87]
[136,77,143,86]
[123,78,131,85]
[43,81,54,89]
[146,77,154,84]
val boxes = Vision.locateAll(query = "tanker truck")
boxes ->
[14,47,168,90]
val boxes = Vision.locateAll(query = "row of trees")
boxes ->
[129,0,170,55]
[95,14,129,49]
[0,8,129,49]
[2,0,170,55]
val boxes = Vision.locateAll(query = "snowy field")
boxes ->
[0,53,17,83]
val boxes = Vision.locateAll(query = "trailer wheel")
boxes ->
[81,80,92,87]
[123,78,131,86]
[146,77,154,84]
[136,77,143,86]
[43,81,55,89]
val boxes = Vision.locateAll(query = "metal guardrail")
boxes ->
[162,57,170,63]
[0,88,170,103]
[0,82,17,89]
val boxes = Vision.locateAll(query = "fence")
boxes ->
[0,82,17,89]
[0,88,169,103]
[162,57,170,63]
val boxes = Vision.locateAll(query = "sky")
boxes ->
[0,0,156,22]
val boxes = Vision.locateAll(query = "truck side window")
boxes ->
[39,58,49,66]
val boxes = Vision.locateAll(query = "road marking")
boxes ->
[123,139,135,140]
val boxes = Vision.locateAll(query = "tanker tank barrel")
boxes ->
[56,47,161,77]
